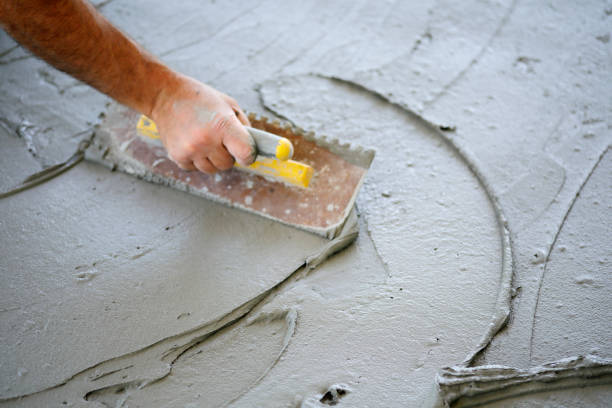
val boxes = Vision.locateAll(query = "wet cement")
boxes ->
[0,161,327,398]
[1,0,611,406]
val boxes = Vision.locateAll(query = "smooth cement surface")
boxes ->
[0,0,610,407]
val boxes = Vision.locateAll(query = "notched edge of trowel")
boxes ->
[244,112,375,239]
[86,103,375,240]
[246,112,376,169]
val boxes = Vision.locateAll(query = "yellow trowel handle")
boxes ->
[246,127,293,161]
[136,115,293,161]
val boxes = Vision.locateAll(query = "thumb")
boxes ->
[222,117,256,166]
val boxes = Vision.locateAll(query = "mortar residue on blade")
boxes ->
[88,105,373,238]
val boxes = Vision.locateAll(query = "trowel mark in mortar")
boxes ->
[0,290,259,405]
[73,268,99,283]
[528,146,610,362]
[0,51,33,66]
[500,152,567,233]
[0,208,358,405]
[299,384,351,407]
[93,0,116,10]
[528,147,612,365]
[130,247,153,260]
[0,43,20,59]
[16,120,46,159]
[260,74,514,366]
[437,355,612,407]
[87,309,298,408]
[37,68,85,95]
[346,0,518,111]
[424,0,519,108]
[157,2,260,59]
[319,384,350,406]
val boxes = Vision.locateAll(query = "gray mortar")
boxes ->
[1,0,611,406]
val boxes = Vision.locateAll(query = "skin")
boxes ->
[0,0,255,173]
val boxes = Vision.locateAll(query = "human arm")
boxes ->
[0,0,255,172]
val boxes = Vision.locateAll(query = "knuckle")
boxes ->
[201,165,216,174]
[175,160,192,171]
[218,159,234,170]
[196,135,215,150]
[212,115,232,133]
[182,142,198,155]
[195,158,215,174]
[168,149,187,163]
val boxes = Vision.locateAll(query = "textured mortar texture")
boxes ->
[1,0,610,406]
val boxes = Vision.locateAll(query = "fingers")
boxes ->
[223,97,255,165]
[208,147,235,171]
[216,116,256,166]
[189,149,233,174]
[159,84,254,173]
[193,156,216,174]
[175,159,197,172]
[169,125,240,174]
[176,153,227,175]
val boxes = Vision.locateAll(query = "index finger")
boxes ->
[221,116,256,166]
[233,106,251,127]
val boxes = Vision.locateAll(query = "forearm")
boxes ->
[0,0,177,117]
[1,0,256,173]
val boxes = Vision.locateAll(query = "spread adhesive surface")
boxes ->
[1,0,611,406]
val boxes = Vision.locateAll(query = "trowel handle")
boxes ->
[246,127,294,161]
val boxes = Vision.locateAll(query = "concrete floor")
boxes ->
[1,0,611,407]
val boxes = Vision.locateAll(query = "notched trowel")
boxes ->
[87,104,374,238]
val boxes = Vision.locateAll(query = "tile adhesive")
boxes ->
[0,0,610,406]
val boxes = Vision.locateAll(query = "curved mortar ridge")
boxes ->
[437,355,612,407]
[224,308,298,407]
[0,208,359,406]
[305,208,359,271]
[527,145,611,363]
[423,0,519,109]
[265,73,515,369]
[0,291,262,405]
[83,308,299,407]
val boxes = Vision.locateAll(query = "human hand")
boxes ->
[150,74,255,173]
